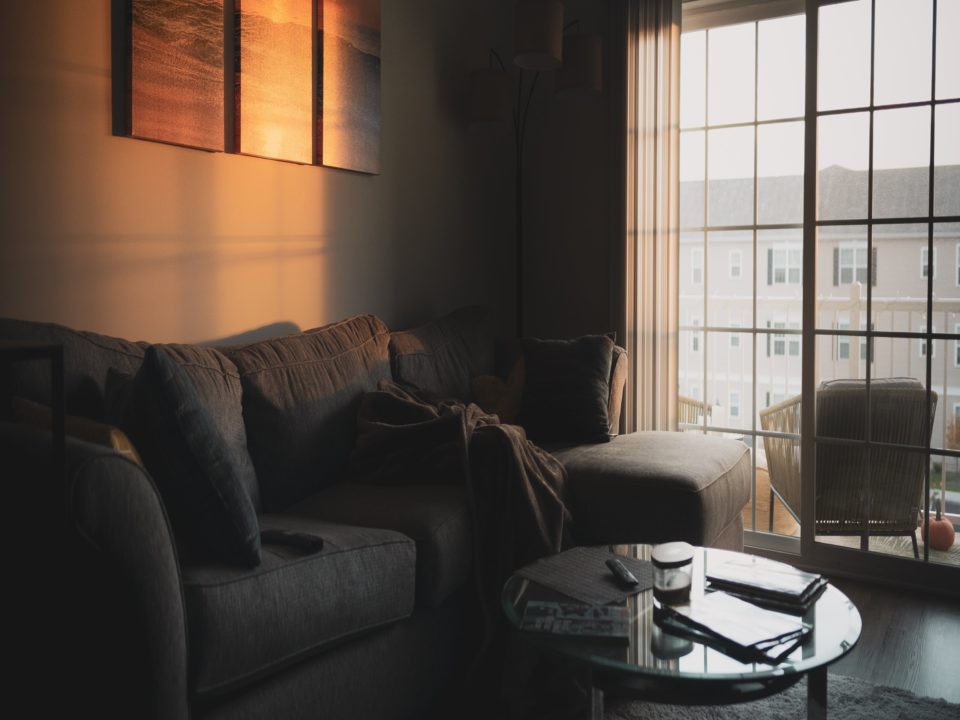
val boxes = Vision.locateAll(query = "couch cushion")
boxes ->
[0,318,146,420]
[223,315,392,512]
[517,334,614,444]
[289,484,471,609]
[181,515,416,697]
[110,346,262,567]
[389,306,493,401]
[551,432,751,546]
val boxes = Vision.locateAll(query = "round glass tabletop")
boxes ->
[501,545,862,691]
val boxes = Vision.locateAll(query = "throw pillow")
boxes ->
[517,335,614,444]
[109,345,261,567]
[12,396,143,466]
[469,356,525,424]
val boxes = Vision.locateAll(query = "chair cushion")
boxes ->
[289,484,472,609]
[389,306,493,400]
[223,315,392,511]
[110,345,262,567]
[517,334,614,444]
[551,432,751,546]
[181,515,416,697]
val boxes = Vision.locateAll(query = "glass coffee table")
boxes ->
[501,545,861,720]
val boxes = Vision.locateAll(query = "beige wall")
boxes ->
[0,0,514,343]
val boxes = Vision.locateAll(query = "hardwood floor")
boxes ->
[826,575,960,704]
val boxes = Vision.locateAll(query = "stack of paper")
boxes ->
[706,555,828,612]
[656,591,811,663]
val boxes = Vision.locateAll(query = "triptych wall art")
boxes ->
[118,0,381,174]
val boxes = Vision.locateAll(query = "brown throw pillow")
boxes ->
[517,335,614,444]
[469,356,525,424]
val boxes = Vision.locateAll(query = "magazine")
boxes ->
[521,601,630,644]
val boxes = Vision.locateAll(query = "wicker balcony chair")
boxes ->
[678,395,712,430]
[759,378,936,558]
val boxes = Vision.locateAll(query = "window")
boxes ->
[768,247,801,285]
[730,250,742,279]
[833,246,876,286]
[692,317,701,352]
[919,326,936,358]
[729,391,740,418]
[691,248,703,285]
[921,247,937,279]
[955,324,959,368]
[767,320,799,357]
[730,320,741,348]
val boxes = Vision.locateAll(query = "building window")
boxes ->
[919,326,936,358]
[692,317,701,352]
[768,247,801,285]
[730,250,742,279]
[833,246,876,286]
[730,320,741,348]
[691,248,703,285]
[729,391,740,418]
[955,324,959,368]
[921,247,937,279]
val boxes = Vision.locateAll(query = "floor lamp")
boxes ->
[468,0,602,338]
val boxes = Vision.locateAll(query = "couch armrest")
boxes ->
[68,439,189,720]
[607,346,627,436]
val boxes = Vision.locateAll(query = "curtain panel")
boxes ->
[622,0,681,432]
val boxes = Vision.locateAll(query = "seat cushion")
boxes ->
[223,315,392,511]
[182,515,415,697]
[289,484,472,609]
[551,432,751,546]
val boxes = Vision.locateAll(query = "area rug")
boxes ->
[605,674,959,720]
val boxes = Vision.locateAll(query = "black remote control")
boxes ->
[605,558,640,588]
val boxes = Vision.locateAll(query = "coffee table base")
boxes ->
[587,666,828,719]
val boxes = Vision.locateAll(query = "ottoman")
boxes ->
[550,432,751,550]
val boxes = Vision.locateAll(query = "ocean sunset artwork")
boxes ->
[319,0,381,173]
[131,0,224,151]
[237,0,313,164]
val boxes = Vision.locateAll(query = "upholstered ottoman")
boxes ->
[550,432,751,551]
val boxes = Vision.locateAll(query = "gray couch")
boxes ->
[1,306,749,720]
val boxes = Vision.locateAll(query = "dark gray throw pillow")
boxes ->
[109,346,261,567]
[517,335,614,444]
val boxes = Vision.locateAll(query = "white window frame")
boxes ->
[729,250,742,279]
[919,325,937,358]
[771,246,802,285]
[838,245,869,285]
[921,247,937,279]
[955,323,960,368]
[691,248,704,285]
[730,320,741,348]
[729,390,741,418]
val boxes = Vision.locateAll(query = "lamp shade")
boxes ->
[467,68,513,124]
[556,33,602,95]
[513,0,564,70]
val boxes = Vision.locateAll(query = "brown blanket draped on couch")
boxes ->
[349,381,569,657]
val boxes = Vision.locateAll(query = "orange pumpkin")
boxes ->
[921,507,956,552]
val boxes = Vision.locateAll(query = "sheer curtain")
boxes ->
[622,0,681,432]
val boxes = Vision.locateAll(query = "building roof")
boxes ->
[680,165,960,230]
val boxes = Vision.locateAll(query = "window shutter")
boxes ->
[833,247,839,286]
[767,248,773,286]
[871,246,878,286]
